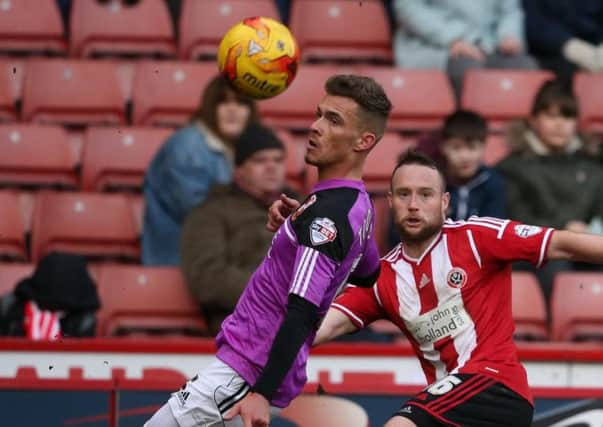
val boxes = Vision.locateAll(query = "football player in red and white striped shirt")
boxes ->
[309,150,603,427]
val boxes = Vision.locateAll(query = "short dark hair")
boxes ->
[325,74,392,138]
[391,149,446,191]
[191,75,259,140]
[442,110,487,143]
[531,79,578,118]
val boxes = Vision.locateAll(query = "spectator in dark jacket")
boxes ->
[180,124,296,335]
[523,0,603,81]
[497,79,603,302]
[388,110,506,248]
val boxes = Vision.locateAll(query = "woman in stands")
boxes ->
[142,75,258,266]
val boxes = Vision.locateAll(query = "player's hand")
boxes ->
[449,40,485,61]
[498,36,523,55]
[266,194,300,232]
[224,392,270,427]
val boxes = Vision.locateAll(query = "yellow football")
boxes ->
[217,17,300,100]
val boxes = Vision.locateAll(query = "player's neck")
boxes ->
[402,232,441,260]
[317,162,363,182]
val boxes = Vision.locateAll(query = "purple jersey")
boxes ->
[216,179,380,407]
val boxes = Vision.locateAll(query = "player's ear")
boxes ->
[442,191,451,219]
[355,131,377,152]
[387,191,393,208]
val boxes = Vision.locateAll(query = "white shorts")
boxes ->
[167,357,280,427]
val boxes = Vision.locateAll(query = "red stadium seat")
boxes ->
[81,126,171,192]
[461,70,554,131]
[0,191,27,261]
[259,64,355,130]
[127,193,145,235]
[0,124,77,189]
[0,263,34,295]
[70,0,176,58]
[31,191,139,262]
[280,395,369,427]
[364,132,415,193]
[511,272,548,341]
[132,61,217,126]
[289,0,392,64]
[22,59,127,126]
[95,264,208,336]
[0,0,66,55]
[574,73,603,133]
[360,66,455,131]
[551,272,603,341]
[179,0,279,60]
[0,60,23,123]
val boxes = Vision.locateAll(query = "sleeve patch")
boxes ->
[310,217,338,246]
[514,224,543,238]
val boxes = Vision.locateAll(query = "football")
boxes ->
[218,16,300,100]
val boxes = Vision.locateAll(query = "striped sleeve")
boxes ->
[331,284,384,328]
[289,245,338,306]
[467,217,554,268]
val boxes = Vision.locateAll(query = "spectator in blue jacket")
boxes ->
[388,110,506,248]
[142,76,258,266]
[523,0,603,82]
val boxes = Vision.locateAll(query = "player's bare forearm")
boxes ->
[547,230,603,264]
[313,309,358,346]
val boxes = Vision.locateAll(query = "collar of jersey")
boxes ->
[400,231,443,265]
[312,178,365,192]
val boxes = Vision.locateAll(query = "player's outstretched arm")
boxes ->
[547,230,603,264]
[313,308,358,346]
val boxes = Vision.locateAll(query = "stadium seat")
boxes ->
[259,64,355,130]
[360,67,455,131]
[0,0,66,55]
[95,264,208,336]
[574,73,603,133]
[279,395,370,427]
[0,263,34,295]
[0,124,77,189]
[289,0,392,64]
[81,126,171,192]
[31,191,139,262]
[461,70,554,131]
[551,272,603,341]
[179,0,280,60]
[0,191,27,261]
[132,61,217,126]
[511,272,548,341]
[70,0,176,58]
[364,132,415,194]
[22,59,127,126]
[128,194,145,235]
[0,60,23,122]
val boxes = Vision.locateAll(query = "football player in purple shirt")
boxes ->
[145,74,392,427]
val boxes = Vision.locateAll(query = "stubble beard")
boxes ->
[397,218,444,245]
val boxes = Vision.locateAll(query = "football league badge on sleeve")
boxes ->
[310,217,337,245]
[514,224,542,238]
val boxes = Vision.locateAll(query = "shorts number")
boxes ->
[426,375,462,395]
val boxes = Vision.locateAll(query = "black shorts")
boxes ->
[395,374,533,427]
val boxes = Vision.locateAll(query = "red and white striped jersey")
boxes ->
[333,216,555,404]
